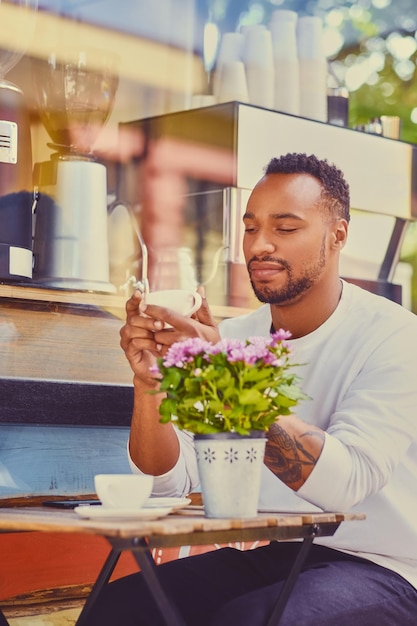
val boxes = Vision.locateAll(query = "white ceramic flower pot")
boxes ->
[194,432,266,518]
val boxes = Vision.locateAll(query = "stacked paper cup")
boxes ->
[296,16,328,122]
[241,25,274,108]
[212,14,327,121]
[213,32,248,103]
[270,10,300,115]
[216,60,249,104]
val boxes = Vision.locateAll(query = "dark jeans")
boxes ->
[82,543,417,626]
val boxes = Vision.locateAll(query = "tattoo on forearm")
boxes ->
[265,423,325,489]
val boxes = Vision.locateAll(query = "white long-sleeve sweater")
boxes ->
[130,281,417,589]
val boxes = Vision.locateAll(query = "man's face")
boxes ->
[243,172,337,305]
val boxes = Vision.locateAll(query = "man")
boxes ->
[87,153,417,625]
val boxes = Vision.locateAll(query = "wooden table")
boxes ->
[0,506,365,626]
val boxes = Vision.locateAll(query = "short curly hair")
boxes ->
[265,153,351,222]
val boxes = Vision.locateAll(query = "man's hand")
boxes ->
[119,290,164,386]
[119,286,220,383]
[143,286,220,356]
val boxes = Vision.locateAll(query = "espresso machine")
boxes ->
[0,0,37,282]
[32,49,119,292]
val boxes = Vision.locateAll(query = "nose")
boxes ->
[244,228,276,257]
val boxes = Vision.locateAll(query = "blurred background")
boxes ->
[30,0,417,140]
[1,0,417,310]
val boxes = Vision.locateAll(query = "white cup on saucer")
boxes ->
[94,474,153,509]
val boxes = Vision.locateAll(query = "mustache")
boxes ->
[247,256,291,271]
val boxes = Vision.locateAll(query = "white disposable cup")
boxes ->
[380,115,401,139]
[297,16,327,121]
[240,24,266,36]
[270,11,300,114]
[94,474,153,509]
[245,65,274,108]
[299,58,328,122]
[143,288,202,317]
[216,32,244,65]
[297,15,325,60]
[270,11,298,61]
[213,32,244,98]
[242,27,274,68]
[270,9,298,24]
[217,61,249,103]
[242,28,274,108]
[274,58,300,115]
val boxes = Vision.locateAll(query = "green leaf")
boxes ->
[238,388,264,405]
[151,334,310,433]
[160,368,183,391]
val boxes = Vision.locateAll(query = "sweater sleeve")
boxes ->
[128,429,200,497]
[296,433,353,510]
[297,317,417,511]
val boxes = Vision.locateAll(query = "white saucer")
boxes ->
[143,497,191,510]
[74,505,173,521]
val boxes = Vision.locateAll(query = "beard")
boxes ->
[248,238,327,305]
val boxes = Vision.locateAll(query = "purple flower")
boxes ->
[243,340,270,364]
[153,327,308,435]
[163,337,212,368]
[270,328,292,346]
[211,338,245,356]
[248,336,270,349]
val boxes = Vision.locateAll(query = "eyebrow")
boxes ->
[243,211,305,221]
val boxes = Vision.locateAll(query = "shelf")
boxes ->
[0,282,254,320]
[0,283,127,314]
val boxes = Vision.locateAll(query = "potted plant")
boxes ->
[151,330,308,518]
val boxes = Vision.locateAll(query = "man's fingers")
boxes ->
[119,318,162,353]
[139,303,189,329]
[125,290,143,316]
[195,286,217,327]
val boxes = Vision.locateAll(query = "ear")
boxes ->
[331,219,348,250]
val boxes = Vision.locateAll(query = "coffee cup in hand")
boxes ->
[94,474,153,509]
[142,289,202,326]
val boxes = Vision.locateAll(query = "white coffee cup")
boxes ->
[142,288,202,318]
[94,474,153,509]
